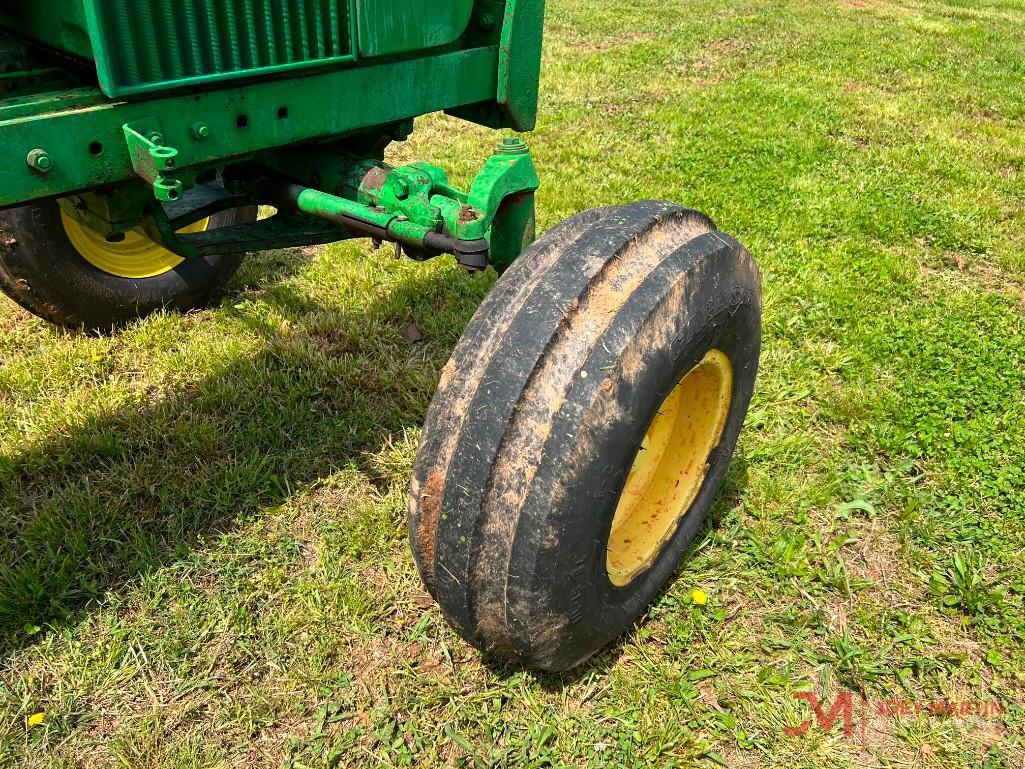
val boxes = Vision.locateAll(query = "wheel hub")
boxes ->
[607,348,734,587]
[61,212,209,279]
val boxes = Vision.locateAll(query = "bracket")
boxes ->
[123,117,184,201]
[124,136,540,270]
[334,135,539,267]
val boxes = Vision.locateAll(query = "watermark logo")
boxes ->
[785,690,865,740]
[785,690,1005,745]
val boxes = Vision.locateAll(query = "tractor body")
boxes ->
[0,0,544,269]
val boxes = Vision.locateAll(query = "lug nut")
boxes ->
[26,148,52,174]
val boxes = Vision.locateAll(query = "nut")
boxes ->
[26,148,52,174]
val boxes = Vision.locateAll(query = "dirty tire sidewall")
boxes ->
[410,201,761,671]
[511,241,759,670]
[0,200,255,330]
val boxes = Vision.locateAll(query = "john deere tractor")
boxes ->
[0,0,760,670]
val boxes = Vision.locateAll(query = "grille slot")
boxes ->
[87,0,354,96]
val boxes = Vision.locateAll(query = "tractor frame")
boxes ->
[0,0,544,271]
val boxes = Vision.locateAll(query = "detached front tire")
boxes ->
[410,201,761,671]
[0,199,254,331]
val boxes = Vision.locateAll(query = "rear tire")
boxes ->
[409,201,761,671]
[0,199,255,331]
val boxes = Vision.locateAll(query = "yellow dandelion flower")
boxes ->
[27,712,44,727]
[690,588,708,606]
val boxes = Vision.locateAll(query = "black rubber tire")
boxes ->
[409,201,761,671]
[0,200,256,331]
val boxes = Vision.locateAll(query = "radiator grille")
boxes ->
[86,0,354,96]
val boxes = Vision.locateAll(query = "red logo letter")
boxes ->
[785,691,855,737]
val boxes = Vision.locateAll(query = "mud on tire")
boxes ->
[409,200,761,671]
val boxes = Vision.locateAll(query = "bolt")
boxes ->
[478,12,496,30]
[496,135,528,155]
[392,177,411,200]
[191,122,210,140]
[146,131,164,146]
[26,148,52,173]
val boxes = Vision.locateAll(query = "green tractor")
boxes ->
[0,0,761,670]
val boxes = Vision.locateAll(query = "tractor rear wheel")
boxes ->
[409,201,761,671]
[0,199,255,331]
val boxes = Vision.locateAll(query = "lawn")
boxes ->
[2,0,1024,766]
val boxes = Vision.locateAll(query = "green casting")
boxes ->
[139,137,539,271]
[351,136,539,247]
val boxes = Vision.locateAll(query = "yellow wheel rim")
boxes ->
[607,349,733,587]
[60,212,210,279]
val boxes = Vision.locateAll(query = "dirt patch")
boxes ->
[837,0,917,13]
[844,521,906,591]
[416,470,444,567]
[917,251,1025,313]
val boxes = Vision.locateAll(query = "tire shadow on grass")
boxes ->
[0,256,480,656]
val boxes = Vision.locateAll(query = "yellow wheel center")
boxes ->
[61,212,210,279]
[607,349,733,587]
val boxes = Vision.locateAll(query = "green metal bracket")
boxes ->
[122,118,185,202]
[469,136,538,212]
[257,134,539,269]
[351,136,538,262]
[467,135,539,266]
[131,134,539,271]
[497,0,546,131]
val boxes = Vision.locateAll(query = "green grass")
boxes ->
[2,0,1025,765]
